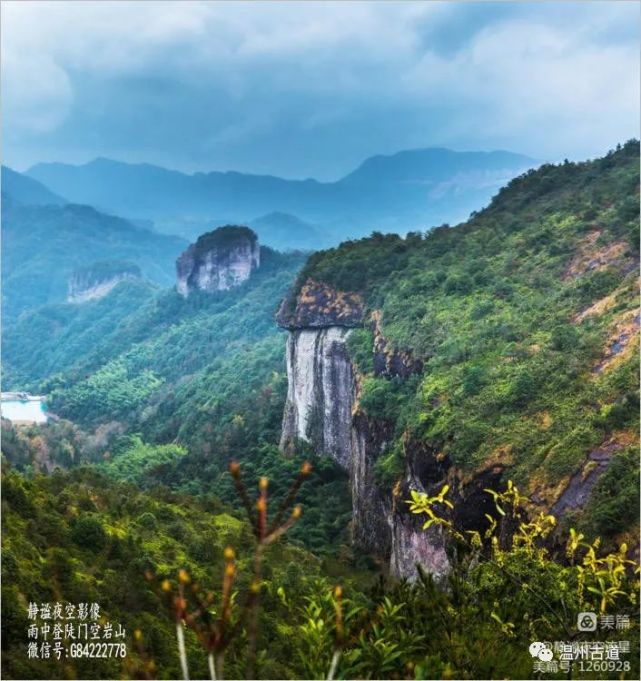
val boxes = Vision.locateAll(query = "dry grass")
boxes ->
[574,278,640,323]
[563,229,631,281]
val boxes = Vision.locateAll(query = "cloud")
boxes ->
[2,51,73,134]
[1,1,638,177]
[402,16,639,157]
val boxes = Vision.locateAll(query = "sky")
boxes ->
[2,0,639,180]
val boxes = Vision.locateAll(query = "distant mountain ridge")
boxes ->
[249,211,324,251]
[27,148,538,246]
[1,166,67,206]
[340,147,531,184]
[1,200,187,320]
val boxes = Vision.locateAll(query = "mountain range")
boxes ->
[26,148,538,246]
[1,188,186,321]
[1,166,67,206]
[2,141,638,681]
[1,146,537,319]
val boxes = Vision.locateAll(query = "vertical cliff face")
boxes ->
[350,412,393,555]
[386,448,452,581]
[280,327,354,468]
[388,512,450,580]
[278,279,447,578]
[176,225,260,297]
[279,325,391,555]
[68,261,141,303]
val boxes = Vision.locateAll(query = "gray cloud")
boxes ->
[2,0,639,179]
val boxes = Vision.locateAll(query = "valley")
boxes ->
[1,142,639,679]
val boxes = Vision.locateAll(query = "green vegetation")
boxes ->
[581,447,640,539]
[3,468,637,679]
[70,260,141,284]
[0,467,326,680]
[191,226,258,256]
[295,230,419,297]
[9,146,636,528]
[2,143,639,679]
[4,247,304,403]
[1,200,186,319]
[4,143,638,546]
[3,245,354,557]
[2,280,158,389]
[298,141,640,528]
[99,436,187,483]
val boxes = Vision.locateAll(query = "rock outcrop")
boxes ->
[372,310,423,378]
[279,323,392,557]
[550,433,634,518]
[280,327,355,468]
[278,281,449,579]
[68,261,141,303]
[277,279,364,329]
[176,226,260,297]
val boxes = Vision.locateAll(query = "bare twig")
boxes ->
[229,461,257,534]
[327,650,341,681]
[327,585,344,681]
[146,463,306,680]
[267,462,311,535]
[207,652,217,681]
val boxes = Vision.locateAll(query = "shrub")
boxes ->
[583,448,640,539]
[137,512,158,530]
[359,377,401,421]
[551,323,579,351]
[71,514,108,552]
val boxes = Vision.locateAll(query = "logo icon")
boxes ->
[529,642,553,661]
[538,647,554,662]
[577,611,597,632]
[529,642,545,658]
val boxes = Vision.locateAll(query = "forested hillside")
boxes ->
[2,245,354,556]
[1,195,186,319]
[290,140,639,542]
[1,468,335,680]
[5,247,304,430]
[2,142,639,679]
[4,143,638,544]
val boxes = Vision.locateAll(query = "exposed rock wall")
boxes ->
[386,446,452,581]
[277,279,364,329]
[550,434,632,518]
[176,226,260,296]
[388,508,450,582]
[278,290,448,579]
[280,327,354,469]
[350,413,392,555]
[280,326,392,555]
[68,262,141,303]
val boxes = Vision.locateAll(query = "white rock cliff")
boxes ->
[67,262,141,304]
[278,287,449,580]
[176,226,260,297]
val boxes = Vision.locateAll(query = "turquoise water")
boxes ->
[1,398,48,424]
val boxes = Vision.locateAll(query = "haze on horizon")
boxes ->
[2,0,639,180]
